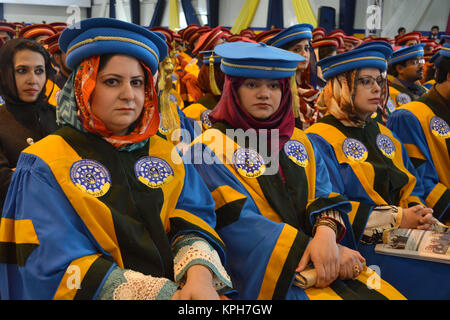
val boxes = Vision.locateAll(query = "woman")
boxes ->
[0,38,59,211]
[267,24,321,129]
[186,42,404,300]
[0,18,231,300]
[306,42,448,299]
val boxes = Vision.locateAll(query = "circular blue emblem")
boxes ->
[342,138,368,162]
[232,148,266,178]
[70,160,111,197]
[135,156,174,188]
[201,110,212,130]
[430,116,450,138]
[376,134,396,159]
[284,140,309,167]
[396,93,411,106]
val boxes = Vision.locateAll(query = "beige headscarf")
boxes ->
[316,69,366,127]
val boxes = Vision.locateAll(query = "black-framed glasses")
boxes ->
[357,76,385,89]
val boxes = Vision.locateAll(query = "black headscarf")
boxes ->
[0,38,53,107]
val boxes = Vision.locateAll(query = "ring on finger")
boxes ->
[352,264,360,278]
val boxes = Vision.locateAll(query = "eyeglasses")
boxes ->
[407,57,425,66]
[357,76,385,89]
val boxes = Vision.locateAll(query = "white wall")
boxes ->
[218,0,244,28]
[2,0,448,35]
[354,0,449,36]
[3,3,88,24]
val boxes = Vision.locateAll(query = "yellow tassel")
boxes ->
[290,74,300,118]
[209,54,221,96]
[158,57,178,134]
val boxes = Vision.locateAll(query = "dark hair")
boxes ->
[431,26,439,31]
[397,27,406,34]
[280,38,319,88]
[0,38,53,105]
[435,56,449,84]
[280,38,311,52]
[387,60,407,77]
[318,45,337,60]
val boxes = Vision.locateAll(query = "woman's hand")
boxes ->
[337,245,366,280]
[296,225,339,288]
[400,205,435,230]
[171,265,220,300]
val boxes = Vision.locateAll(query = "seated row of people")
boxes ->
[0,18,448,300]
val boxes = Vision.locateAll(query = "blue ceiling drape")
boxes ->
[180,0,201,26]
[149,0,166,27]
[267,0,283,29]
[109,0,116,18]
[339,0,356,35]
[130,0,140,25]
[207,0,219,27]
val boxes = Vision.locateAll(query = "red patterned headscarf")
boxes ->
[209,75,295,151]
[73,55,160,149]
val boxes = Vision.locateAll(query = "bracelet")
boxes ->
[313,217,338,237]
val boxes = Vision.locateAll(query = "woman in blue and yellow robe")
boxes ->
[0,18,231,300]
[306,41,449,299]
[185,42,405,300]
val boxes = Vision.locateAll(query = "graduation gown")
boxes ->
[387,87,450,221]
[186,122,404,300]
[0,126,225,299]
[306,115,450,299]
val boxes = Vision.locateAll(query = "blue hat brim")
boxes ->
[438,45,450,58]
[60,18,168,74]
[318,43,392,80]
[389,43,425,65]
[267,24,313,48]
[215,42,304,79]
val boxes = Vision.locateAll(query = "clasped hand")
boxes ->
[296,225,366,288]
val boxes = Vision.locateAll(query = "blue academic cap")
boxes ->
[59,17,168,74]
[214,41,305,79]
[317,42,393,80]
[430,42,450,66]
[266,24,314,48]
[389,43,425,65]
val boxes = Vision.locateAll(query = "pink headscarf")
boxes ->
[209,75,295,151]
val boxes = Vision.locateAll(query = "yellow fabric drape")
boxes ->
[291,0,317,27]
[169,0,180,30]
[231,0,260,35]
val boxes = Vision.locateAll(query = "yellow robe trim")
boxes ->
[257,223,298,300]
[23,135,124,268]
[399,101,450,187]
[0,218,40,245]
[53,253,102,300]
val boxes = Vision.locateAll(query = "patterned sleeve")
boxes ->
[97,232,232,300]
[96,267,179,300]
[172,233,232,294]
